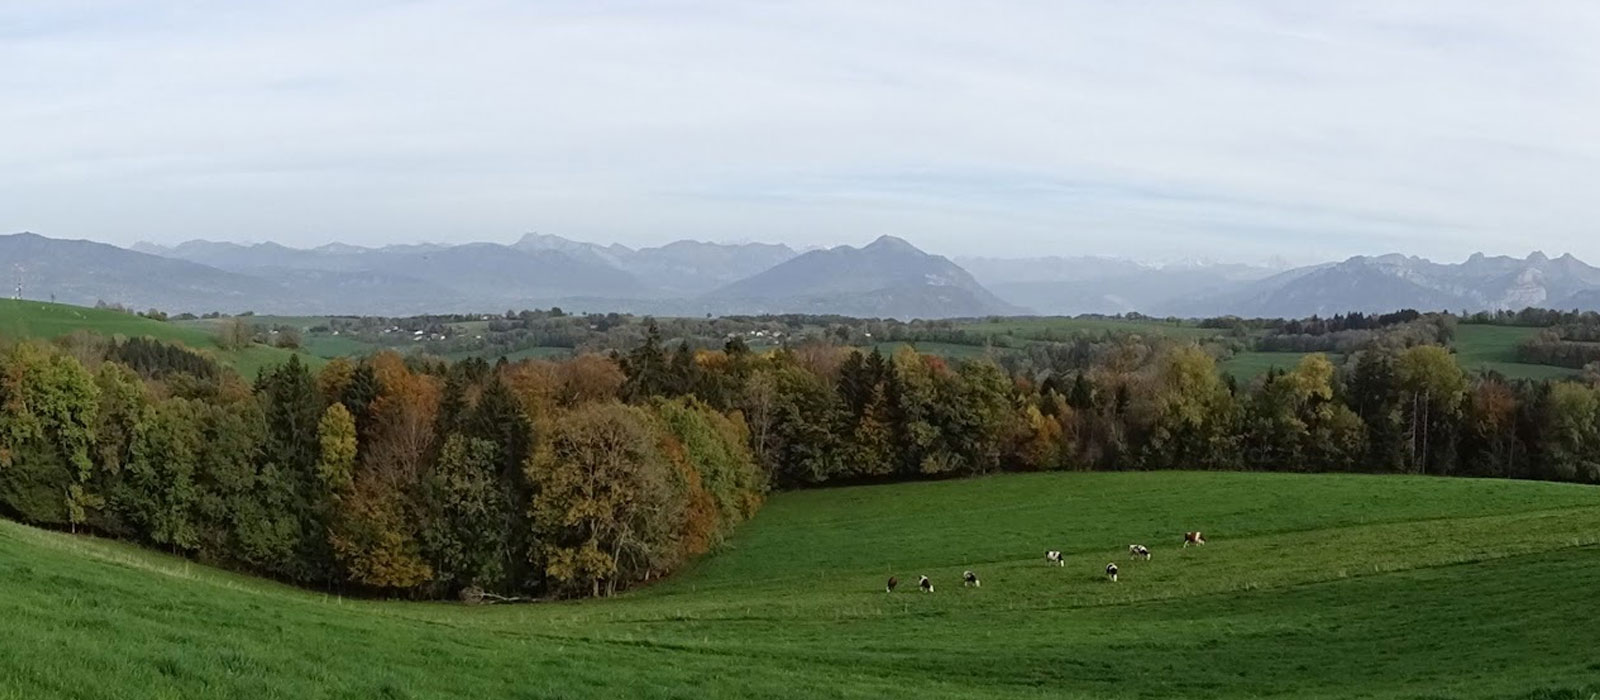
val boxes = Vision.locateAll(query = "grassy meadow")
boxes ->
[1453,324,1575,380]
[4,471,1600,699]
[0,299,316,379]
[1219,351,1340,381]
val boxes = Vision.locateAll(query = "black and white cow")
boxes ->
[1046,550,1064,567]
[1105,563,1119,582]
[963,570,980,587]
[886,576,898,593]
[1184,531,1206,547]
[1129,544,1151,560]
[919,575,933,593]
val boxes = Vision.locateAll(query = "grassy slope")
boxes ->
[1219,351,1339,381]
[1224,325,1577,383]
[0,300,318,379]
[1454,324,1575,380]
[5,471,1600,699]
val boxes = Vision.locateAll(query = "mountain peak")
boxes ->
[514,232,575,248]
[864,235,920,253]
[1527,251,1550,263]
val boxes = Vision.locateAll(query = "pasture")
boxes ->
[1453,324,1575,380]
[4,471,1600,699]
[0,299,314,379]
[1220,351,1342,382]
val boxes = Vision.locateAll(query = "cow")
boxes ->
[1046,550,1064,566]
[963,570,980,587]
[1184,531,1206,547]
[1105,563,1119,582]
[1129,544,1151,560]
[919,575,933,593]
[886,576,898,593]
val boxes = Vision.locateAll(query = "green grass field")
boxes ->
[1223,326,1577,383]
[1220,351,1341,381]
[4,471,1599,699]
[0,300,317,378]
[1453,324,1575,381]
[299,333,381,358]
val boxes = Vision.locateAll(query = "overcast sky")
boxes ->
[4,1,1599,264]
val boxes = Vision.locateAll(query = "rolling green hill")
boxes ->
[0,299,318,378]
[1220,350,1338,381]
[3,471,1599,699]
[1453,324,1575,380]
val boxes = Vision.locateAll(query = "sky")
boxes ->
[3,1,1599,265]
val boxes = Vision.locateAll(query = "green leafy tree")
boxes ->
[88,361,148,534]
[255,355,331,582]
[0,343,99,528]
[1141,346,1238,469]
[120,399,202,550]
[317,403,358,496]
[530,403,683,597]
[422,435,512,594]
[1395,346,1467,474]
[1543,382,1600,482]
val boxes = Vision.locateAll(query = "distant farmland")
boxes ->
[0,299,316,378]
[1452,324,1575,380]
[958,316,1227,341]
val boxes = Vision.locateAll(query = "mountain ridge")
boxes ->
[17,231,1600,318]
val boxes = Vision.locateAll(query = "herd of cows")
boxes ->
[885,531,1206,593]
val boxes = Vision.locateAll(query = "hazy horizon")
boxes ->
[12,227,1597,271]
[5,2,1600,263]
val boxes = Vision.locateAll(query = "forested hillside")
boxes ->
[6,304,1600,602]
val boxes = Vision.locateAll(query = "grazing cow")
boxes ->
[1129,544,1151,560]
[1184,531,1206,547]
[1105,563,1119,582]
[963,570,980,587]
[886,576,898,593]
[1046,550,1064,566]
[919,575,933,593]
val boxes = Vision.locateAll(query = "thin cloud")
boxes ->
[2,1,1598,262]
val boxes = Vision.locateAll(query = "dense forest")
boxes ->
[4,314,1600,601]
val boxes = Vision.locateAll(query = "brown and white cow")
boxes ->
[886,576,898,593]
[1184,531,1206,547]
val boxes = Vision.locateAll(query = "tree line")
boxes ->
[5,318,1600,601]
[0,336,762,600]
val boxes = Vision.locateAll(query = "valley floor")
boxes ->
[4,471,1600,699]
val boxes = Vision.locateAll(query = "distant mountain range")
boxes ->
[709,235,1022,318]
[957,256,1282,316]
[11,231,1014,318]
[1164,252,1600,318]
[9,230,1600,319]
